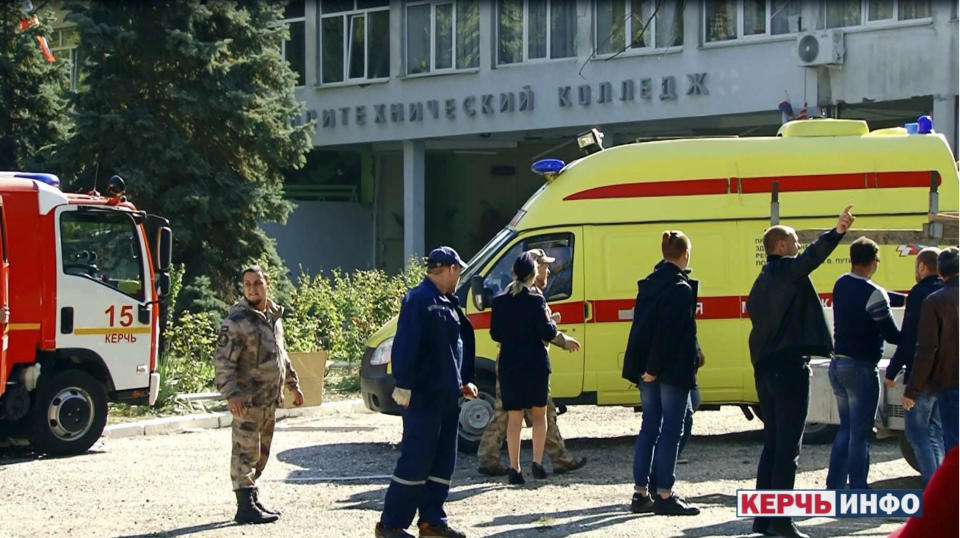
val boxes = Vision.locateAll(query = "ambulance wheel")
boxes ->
[457,376,497,454]
[802,422,837,444]
[898,432,920,472]
[30,369,107,456]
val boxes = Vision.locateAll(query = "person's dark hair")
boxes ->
[849,237,879,267]
[661,231,690,260]
[916,248,941,274]
[242,265,268,281]
[938,247,959,277]
[762,225,792,256]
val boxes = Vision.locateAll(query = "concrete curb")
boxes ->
[102,399,367,439]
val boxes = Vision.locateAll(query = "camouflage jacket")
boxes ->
[214,298,300,407]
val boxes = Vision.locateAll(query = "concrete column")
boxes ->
[933,95,957,159]
[403,140,425,262]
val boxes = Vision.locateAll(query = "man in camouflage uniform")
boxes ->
[477,249,587,476]
[215,265,304,525]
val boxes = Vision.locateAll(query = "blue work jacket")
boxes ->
[392,277,475,392]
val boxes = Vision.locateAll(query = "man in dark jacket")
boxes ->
[626,231,700,517]
[746,205,854,538]
[905,247,959,454]
[376,247,478,538]
[886,248,944,487]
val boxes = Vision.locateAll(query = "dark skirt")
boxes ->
[498,365,549,411]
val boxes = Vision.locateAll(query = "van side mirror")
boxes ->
[157,227,172,272]
[470,275,492,311]
[157,272,171,297]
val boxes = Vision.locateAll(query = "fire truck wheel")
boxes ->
[30,369,107,456]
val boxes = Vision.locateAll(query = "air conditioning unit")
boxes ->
[796,30,844,67]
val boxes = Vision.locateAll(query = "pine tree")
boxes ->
[56,1,313,307]
[0,1,70,170]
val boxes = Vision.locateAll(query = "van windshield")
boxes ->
[455,227,516,304]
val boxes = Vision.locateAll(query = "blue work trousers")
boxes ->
[826,357,880,489]
[381,389,460,530]
[904,391,944,488]
[633,379,690,495]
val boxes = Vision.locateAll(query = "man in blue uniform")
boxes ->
[376,247,478,538]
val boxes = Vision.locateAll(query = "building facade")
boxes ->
[271,0,957,275]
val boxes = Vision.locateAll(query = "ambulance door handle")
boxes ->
[583,301,592,322]
[60,307,74,334]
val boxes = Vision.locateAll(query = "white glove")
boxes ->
[392,387,411,408]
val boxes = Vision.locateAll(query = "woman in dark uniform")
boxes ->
[490,251,558,485]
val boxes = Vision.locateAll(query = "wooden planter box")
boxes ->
[282,351,327,408]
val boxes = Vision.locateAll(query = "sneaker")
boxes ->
[630,492,655,513]
[476,464,509,476]
[375,522,415,538]
[653,495,700,516]
[418,522,467,538]
[507,468,525,485]
[553,457,588,474]
[531,462,548,479]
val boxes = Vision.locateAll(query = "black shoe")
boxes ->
[234,489,279,524]
[553,457,587,474]
[531,462,548,479]
[507,468,525,485]
[477,464,509,476]
[251,487,281,516]
[375,522,415,538]
[767,520,809,538]
[653,495,700,516]
[418,521,467,537]
[630,492,655,513]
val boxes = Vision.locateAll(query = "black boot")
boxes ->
[234,489,279,524]
[531,462,548,479]
[251,487,281,517]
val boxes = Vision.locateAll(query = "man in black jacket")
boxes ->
[746,205,854,538]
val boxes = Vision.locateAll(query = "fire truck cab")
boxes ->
[0,172,171,455]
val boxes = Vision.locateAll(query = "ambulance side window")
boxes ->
[60,212,145,301]
[482,232,574,301]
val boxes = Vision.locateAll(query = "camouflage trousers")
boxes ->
[477,379,578,469]
[230,404,277,490]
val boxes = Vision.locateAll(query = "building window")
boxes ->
[595,0,684,53]
[49,26,83,91]
[823,0,930,28]
[497,0,576,65]
[406,0,480,75]
[320,0,390,84]
[704,0,801,43]
[281,1,306,86]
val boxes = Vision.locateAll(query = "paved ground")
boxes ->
[0,403,920,537]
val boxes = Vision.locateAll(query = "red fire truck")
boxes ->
[0,172,171,455]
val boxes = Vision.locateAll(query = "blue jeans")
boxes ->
[826,357,880,489]
[937,387,959,453]
[904,392,944,488]
[649,387,700,493]
[633,380,690,495]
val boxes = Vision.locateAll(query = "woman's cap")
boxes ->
[513,251,537,281]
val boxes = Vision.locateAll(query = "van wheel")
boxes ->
[30,369,107,456]
[802,422,837,444]
[457,375,497,454]
[898,432,920,472]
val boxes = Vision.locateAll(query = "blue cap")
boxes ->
[512,251,536,281]
[427,246,466,268]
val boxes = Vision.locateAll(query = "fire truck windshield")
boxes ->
[59,211,145,301]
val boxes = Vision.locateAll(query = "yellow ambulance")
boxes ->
[360,118,959,453]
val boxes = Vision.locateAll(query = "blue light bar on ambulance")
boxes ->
[917,115,933,134]
[15,172,61,188]
[531,159,565,176]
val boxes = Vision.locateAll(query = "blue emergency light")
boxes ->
[531,159,565,176]
[15,172,60,188]
[917,115,933,134]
